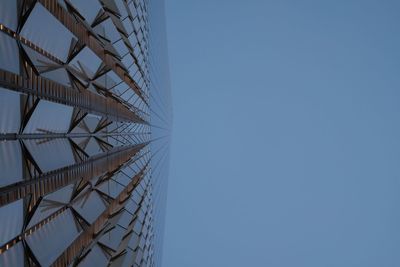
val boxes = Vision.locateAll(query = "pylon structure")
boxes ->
[0,0,171,266]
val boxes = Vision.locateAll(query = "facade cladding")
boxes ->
[0,0,171,266]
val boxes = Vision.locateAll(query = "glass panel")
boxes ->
[24,138,75,172]
[26,209,80,266]
[0,0,18,30]
[98,225,126,251]
[72,190,106,224]
[69,0,102,25]
[78,245,108,267]
[23,100,73,134]
[112,171,131,186]
[94,18,120,43]
[41,68,71,87]
[0,32,19,74]
[117,209,134,229]
[69,47,102,79]
[20,3,75,62]
[0,200,23,245]
[0,242,24,267]
[97,178,125,199]
[45,184,74,204]
[27,201,64,229]
[84,138,103,156]
[0,141,22,187]
[83,115,101,133]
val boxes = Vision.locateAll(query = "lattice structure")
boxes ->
[0,0,171,266]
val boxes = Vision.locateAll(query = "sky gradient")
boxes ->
[163,1,400,266]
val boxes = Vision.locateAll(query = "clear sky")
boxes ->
[162,1,400,266]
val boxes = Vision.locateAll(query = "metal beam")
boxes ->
[0,142,148,207]
[0,150,150,256]
[0,24,148,124]
[51,162,150,267]
[0,68,147,124]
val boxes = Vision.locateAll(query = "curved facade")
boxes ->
[0,0,171,266]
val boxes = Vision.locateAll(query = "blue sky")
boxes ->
[163,1,400,266]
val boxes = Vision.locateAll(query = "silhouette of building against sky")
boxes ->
[0,0,171,266]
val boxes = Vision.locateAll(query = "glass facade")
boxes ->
[0,0,171,266]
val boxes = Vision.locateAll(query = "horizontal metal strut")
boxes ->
[0,142,149,207]
[0,68,147,124]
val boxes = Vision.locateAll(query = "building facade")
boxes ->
[0,0,171,266]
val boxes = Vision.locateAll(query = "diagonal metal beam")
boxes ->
[0,149,150,256]
[0,68,146,124]
[50,162,150,267]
